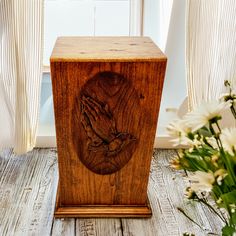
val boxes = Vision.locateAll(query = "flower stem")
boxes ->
[203,137,213,148]
[197,198,228,224]
[208,122,236,183]
[220,148,236,185]
[209,123,222,149]
[210,121,236,184]
[215,121,221,133]
[230,105,236,120]
[177,207,205,230]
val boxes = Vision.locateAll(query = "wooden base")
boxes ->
[55,191,152,218]
[55,204,152,218]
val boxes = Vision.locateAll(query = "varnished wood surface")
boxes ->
[52,61,166,206]
[50,37,166,62]
[76,71,139,175]
[51,37,167,211]
[0,149,223,235]
[55,203,151,218]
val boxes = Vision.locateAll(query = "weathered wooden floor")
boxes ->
[0,149,223,236]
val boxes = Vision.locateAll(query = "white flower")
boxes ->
[220,128,236,156]
[220,92,236,102]
[191,134,202,147]
[214,169,228,185]
[167,119,192,146]
[221,80,236,103]
[205,136,219,149]
[185,100,231,131]
[188,171,215,192]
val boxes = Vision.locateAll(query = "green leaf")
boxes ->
[231,212,236,225]
[198,126,212,137]
[221,190,236,219]
[222,225,236,236]
[183,152,209,171]
[221,190,236,205]
[212,185,223,200]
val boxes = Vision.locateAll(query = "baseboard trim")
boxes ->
[36,135,177,149]
[36,135,56,148]
[153,136,175,149]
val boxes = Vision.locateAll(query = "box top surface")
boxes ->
[50,37,166,62]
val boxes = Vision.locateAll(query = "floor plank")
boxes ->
[0,149,225,236]
[51,218,75,236]
[121,149,224,236]
[76,218,122,236]
[0,148,58,236]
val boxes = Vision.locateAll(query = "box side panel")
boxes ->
[51,61,166,206]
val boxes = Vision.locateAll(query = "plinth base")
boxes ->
[55,204,152,218]
[55,192,152,218]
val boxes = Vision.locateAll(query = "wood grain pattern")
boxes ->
[76,71,138,175]
[76,218,122,236]
[121,149,224,236]
[51,215,123,235]
[51,36,167,216]
[54,203,151,218]
[51,218,75,236]
[51,37,166,62]
[0,149,223,235]
[0,149,58,236]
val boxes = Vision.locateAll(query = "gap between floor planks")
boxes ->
[0,149,223,236]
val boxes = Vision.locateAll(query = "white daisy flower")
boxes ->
[167,119,192,146]
[205,136,219,149]
[185,100,231,132]
[220,128,236,156]
[188,171,215,193]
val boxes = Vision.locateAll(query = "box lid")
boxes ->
[50,37,166,62]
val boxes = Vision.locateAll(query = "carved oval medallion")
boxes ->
[72,71,140,175]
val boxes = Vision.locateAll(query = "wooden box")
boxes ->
[51,37,167,218]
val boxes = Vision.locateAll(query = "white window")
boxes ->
[39,0,143,141]
[43,0,143,65]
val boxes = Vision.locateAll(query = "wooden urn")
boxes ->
[51,37,167,218]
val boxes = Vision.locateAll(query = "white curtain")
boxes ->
[186,0,236,110]
[0,0,44,154]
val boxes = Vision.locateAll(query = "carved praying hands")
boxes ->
[81,96,117,143]
[81,95,136,156]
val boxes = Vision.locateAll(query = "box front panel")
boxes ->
[51,61,166,206]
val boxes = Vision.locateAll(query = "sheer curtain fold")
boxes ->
[186,0,236,110]
[0,0,44,154]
